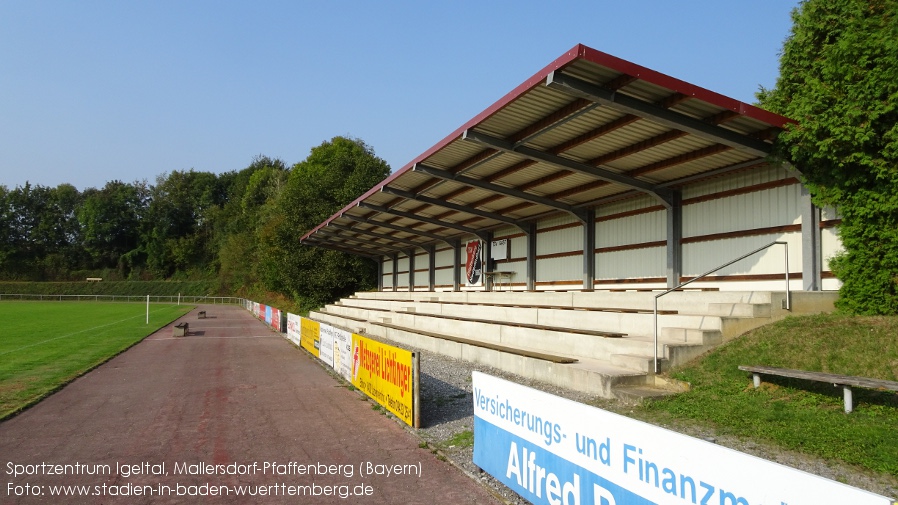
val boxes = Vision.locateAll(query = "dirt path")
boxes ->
[0,304,503,504]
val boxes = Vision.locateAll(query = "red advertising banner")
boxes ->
[465,240,483,286]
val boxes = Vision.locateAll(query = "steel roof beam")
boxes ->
[339,213,454,245]
[412,163,589,223]
[326,222,429,249]
[311,230,405,255]
[380,186,530,235]
[462,129,674,208]
[357,201,490,241]
[302,237,385,258]
[545,71,772,158]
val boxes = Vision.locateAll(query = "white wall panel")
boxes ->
[536,255,581,283]
[395,256,409,288]
[682,164,795,199]
[382,257,394,288]
[597,247,665,279]
[684,184,801,237]
[683,232,801,278]
[537,225,582,256]
[597,209,665,247]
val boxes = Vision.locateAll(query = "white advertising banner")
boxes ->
[318,323,335,369]
[286,313,302,346]
[472,372,893,505]
[332,326,352,381]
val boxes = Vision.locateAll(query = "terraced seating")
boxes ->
[311,290,838,399]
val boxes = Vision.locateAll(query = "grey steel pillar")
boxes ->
[453,240,461,292]
[801,186,822,291]
[666,191,683,288]
[377,256,384,291]
[583,208,596,291]
[526,222,537,291]
[391,253,398,292]
[428,244,436,291]
[407,249,415,292]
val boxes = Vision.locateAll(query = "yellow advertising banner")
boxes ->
[300,317,320,357]
[350,334,414,426]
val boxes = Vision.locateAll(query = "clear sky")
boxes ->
[0,1,801,191]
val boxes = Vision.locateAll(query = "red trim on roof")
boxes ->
[300,43,793,241]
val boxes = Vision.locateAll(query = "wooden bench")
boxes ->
[312,314,577,364]
[395,309,626,338]
[372,321,578,364]
[404,299,678,315]
[739,365,898,413]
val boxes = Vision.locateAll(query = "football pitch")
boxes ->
[0,301,193,420]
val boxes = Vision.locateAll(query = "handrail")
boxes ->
[653,241,790,373]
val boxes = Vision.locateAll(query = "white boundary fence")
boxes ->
[0,294,246,304]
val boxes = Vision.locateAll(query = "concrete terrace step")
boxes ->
[313,310,650,398]
[316,290,838,399]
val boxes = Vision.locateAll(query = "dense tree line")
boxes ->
[0,137,391,310]
[760,0,898,314]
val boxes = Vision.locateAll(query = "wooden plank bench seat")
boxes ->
[372,321,578,364]
[739,365,898,413]
[395,309,626,338]
[351,298,677,315]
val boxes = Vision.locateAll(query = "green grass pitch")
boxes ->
[0,301,193,420]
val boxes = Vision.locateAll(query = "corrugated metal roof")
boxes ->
[300,44,792,256]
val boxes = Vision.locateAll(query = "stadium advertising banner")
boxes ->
[300,317,320,357]
[270,307,281,332]
[286,313,301,346]
[318,323,335,368]
[472,372,894,505]
[465,240,483,286]
[332,326,352,381]
[265,305,272,326]
[351,334,414,426]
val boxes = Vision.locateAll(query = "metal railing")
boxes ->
[0,294,246,305]
[652,240,790,373]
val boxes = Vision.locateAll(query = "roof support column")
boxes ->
[427,244,436,292]
[407,249,416,292]
[377,256,384,292]
[801,186,821,291]
[666,191,683,288]
[527,222,537,292]
[583,208,596,291]
[453,240,461,292]
[391,253,399,292]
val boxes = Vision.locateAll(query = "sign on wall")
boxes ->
[466,240,483,286]
[318,323,335,368]
[491,238,509,261]
[332,326,352,381]
[351,334,415,426]
[286,313,301,346]
[472,372,893,505]
[300,317,320,357]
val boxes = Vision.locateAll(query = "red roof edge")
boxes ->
[300,44,584,241]
[300,43,793,242]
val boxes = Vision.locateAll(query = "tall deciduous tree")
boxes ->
[267,137,391,310]
[759,0,898,314]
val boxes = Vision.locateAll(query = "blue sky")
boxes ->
[1,1,801,191]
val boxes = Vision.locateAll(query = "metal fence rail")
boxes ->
[0,294,247,305]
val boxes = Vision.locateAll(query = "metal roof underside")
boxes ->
[300,44,793,257]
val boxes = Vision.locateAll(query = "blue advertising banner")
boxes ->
[472,372,894,505]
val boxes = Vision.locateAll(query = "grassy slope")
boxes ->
[638,313,898,476]
[0,302,192,420]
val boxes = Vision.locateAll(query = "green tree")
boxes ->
[267,137,391,310]
[78,180,146,273]
[759,0,898,314]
